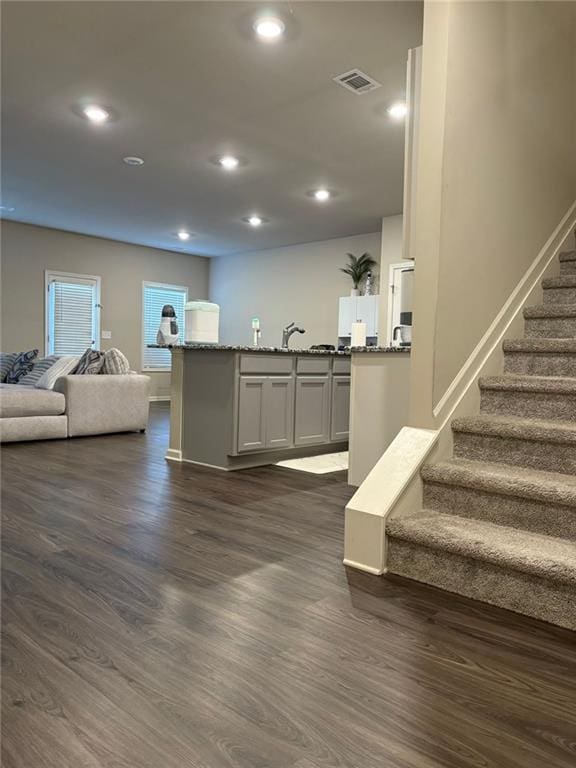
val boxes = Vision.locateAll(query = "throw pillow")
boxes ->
[35,356,80,390]
[18,355,60,386]
[72,349,105,375]
[102,348,130,375]
[5,349,39,384]
[0,352,18,383]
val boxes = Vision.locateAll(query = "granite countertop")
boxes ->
[148,344,351,355]
[147,344,410,355]
[350,346,411,353]
[149,343,411,355]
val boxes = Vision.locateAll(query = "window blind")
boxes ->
[143,284,187,369]
[48,279,98,356]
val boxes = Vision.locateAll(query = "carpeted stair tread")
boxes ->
[387,513,576,586]
[524,303,576,318]
[479,372,576,394]
[452,413,576,444]
[423,458,576,507]
[503,338,576,353]
[559,250,576,263]
[542,275,576,289]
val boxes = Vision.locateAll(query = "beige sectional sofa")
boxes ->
[0,374,150,442]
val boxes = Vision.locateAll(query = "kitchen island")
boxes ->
[158,345,352,470]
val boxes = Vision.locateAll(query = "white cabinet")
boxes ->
[338,295,379,338]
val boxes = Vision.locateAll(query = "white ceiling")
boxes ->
[1,1,423,256]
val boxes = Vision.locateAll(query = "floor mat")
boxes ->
[276,451,349,474]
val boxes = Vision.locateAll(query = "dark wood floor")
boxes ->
[2,403,576,768]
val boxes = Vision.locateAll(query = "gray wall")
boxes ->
[209,232,383,348]
[0,221,210,398]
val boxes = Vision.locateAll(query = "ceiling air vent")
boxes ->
[333,69,382,95]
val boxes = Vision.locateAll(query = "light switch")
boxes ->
[101,330,112,340]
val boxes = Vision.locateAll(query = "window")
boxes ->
[45,271,101,356]
[142,282,188,370]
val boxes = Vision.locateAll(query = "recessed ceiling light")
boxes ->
[82,104,110,124]
[219,155,240,171]
[387,102,408,119]
[243,215,266,227]
[177,230,191,241]
[123,156,144,166]
[314,188,331,202]
[0,205,15,212]
[254,16,285,40]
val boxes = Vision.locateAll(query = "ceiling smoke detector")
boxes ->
[123,156,145,166]
[333,69,382,95]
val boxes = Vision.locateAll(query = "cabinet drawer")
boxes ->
[333,357,351,375]
[240,355,293,375]
[296,356,330,375]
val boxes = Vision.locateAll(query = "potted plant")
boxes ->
[340,252,377,296]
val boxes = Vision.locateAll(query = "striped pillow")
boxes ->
[102,348,130,375]
[5,349,39,383]
[18,355,60,386]
[72,349,105,375]
[0,352,18,382]
[35,356,79,389]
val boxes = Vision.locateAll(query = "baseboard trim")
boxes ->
[165,448,182,461]
[342,559,386,576]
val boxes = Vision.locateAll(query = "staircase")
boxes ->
[386,250,576,630]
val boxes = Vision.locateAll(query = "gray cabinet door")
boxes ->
[294,376,330,446]
[237,377,266,452]
[331,375,351,441]
[265,377,294,449]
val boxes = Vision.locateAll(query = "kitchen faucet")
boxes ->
[282,322,306,349]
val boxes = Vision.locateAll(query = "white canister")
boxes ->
[351,321,367,347]
[185,301,220,344]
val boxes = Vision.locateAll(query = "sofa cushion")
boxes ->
[5,349,39,383]
[0,415,68,443]
[18,355,60,386]
[0,352,18,383]
[72,349,105,375]
[0,383,66,417]
[102,348,130,375]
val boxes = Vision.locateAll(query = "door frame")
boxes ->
[44,269,101,356]
[386,262,414,347]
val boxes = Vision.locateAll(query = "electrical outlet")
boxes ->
[101,330,112,340]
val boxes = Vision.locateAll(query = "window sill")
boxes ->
[142,367,172,373]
